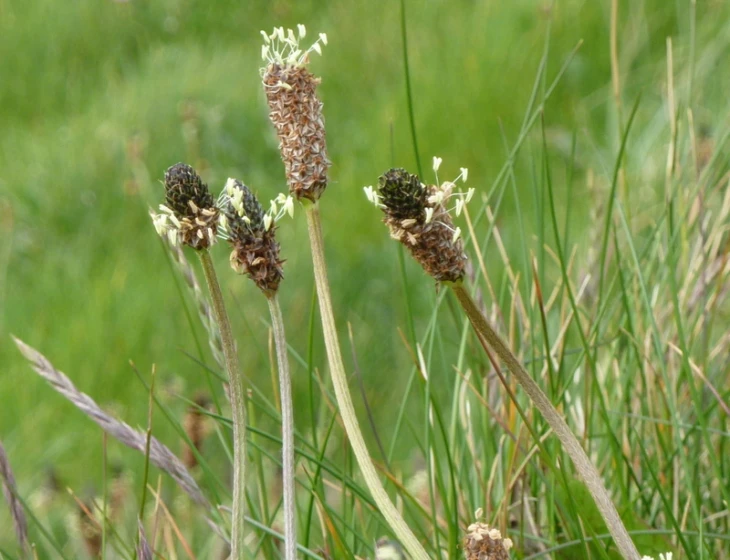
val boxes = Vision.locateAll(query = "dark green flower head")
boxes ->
[220,178,288,296]
[164,163,215,219]
[152,163,219,250]
[222,179,267,237]
[377,168,427,222]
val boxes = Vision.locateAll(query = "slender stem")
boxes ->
[450,282,640,560]
[198,250,247,559]
[304,203,429,560]
[267,295,297,560]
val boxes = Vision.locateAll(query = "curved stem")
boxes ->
[450,282,640,560]
[267,295,297,560]
[305,204,429,560]
[198,250,247,559]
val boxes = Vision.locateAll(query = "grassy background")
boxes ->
[2,0,730,557]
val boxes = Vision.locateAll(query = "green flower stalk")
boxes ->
[152,163,248,559]
[366,161,641,560]
[219,178,297,560]
[261,27,429,560]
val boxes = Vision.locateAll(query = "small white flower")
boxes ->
[424,207,434,224]
[427,190,445,205]
[452,227,461,243]
[502,538,513,551]
[460,167,468,182]
[225,178,237,196]
[432,156,442,172]
[455,198,465,217]
[264,214,273,231]
[297,24,306,38]
[275,192,288,204]
[152,214,167,236]
[363,185,383,207]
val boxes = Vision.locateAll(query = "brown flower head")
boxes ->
[261,26,331,202]
[366,160,472,283]
[463,510,514,560]
[152,163,219,250]
[219,178,292,296]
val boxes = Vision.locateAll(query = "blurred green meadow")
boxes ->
[2,0,730,556]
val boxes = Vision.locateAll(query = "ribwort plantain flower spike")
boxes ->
[261,25,331,202]
[218,178,290,296]
[366,162,472,283]
[152,163,219,250]
[463,509,513,560]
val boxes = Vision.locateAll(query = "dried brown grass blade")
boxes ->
[12,336,210,510]
[0,439,29,556]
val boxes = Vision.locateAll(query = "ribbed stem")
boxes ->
[266,295,297,560]
[198,251,247,559]
[450,282,640,560]
[305,203,429,560]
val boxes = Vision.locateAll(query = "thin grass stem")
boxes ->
[197,250,247,559]
[304,202,429,560]
[450,281,641,560]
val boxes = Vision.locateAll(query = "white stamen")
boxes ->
[428,191,445,205]
[432,156,442,172]
[319,32,328,45]
[298,24,306,38]
[424,207,434,224]
[455,198,465,217]
[311,42,322,55]
[264,214,273,231]
[284,196,294,218]
[465,187,475,203]
[452,227,461,243]
[168,213,181,228]
[262,45,269,60]
[225,178,237,196]
[261,30,270,43]
[460,167,469,182]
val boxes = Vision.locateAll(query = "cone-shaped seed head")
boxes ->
[222,179,284,296]
[263,63,331,202]
[162,163,219,250]
[463,521,513,560]
[378,168,466,283]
